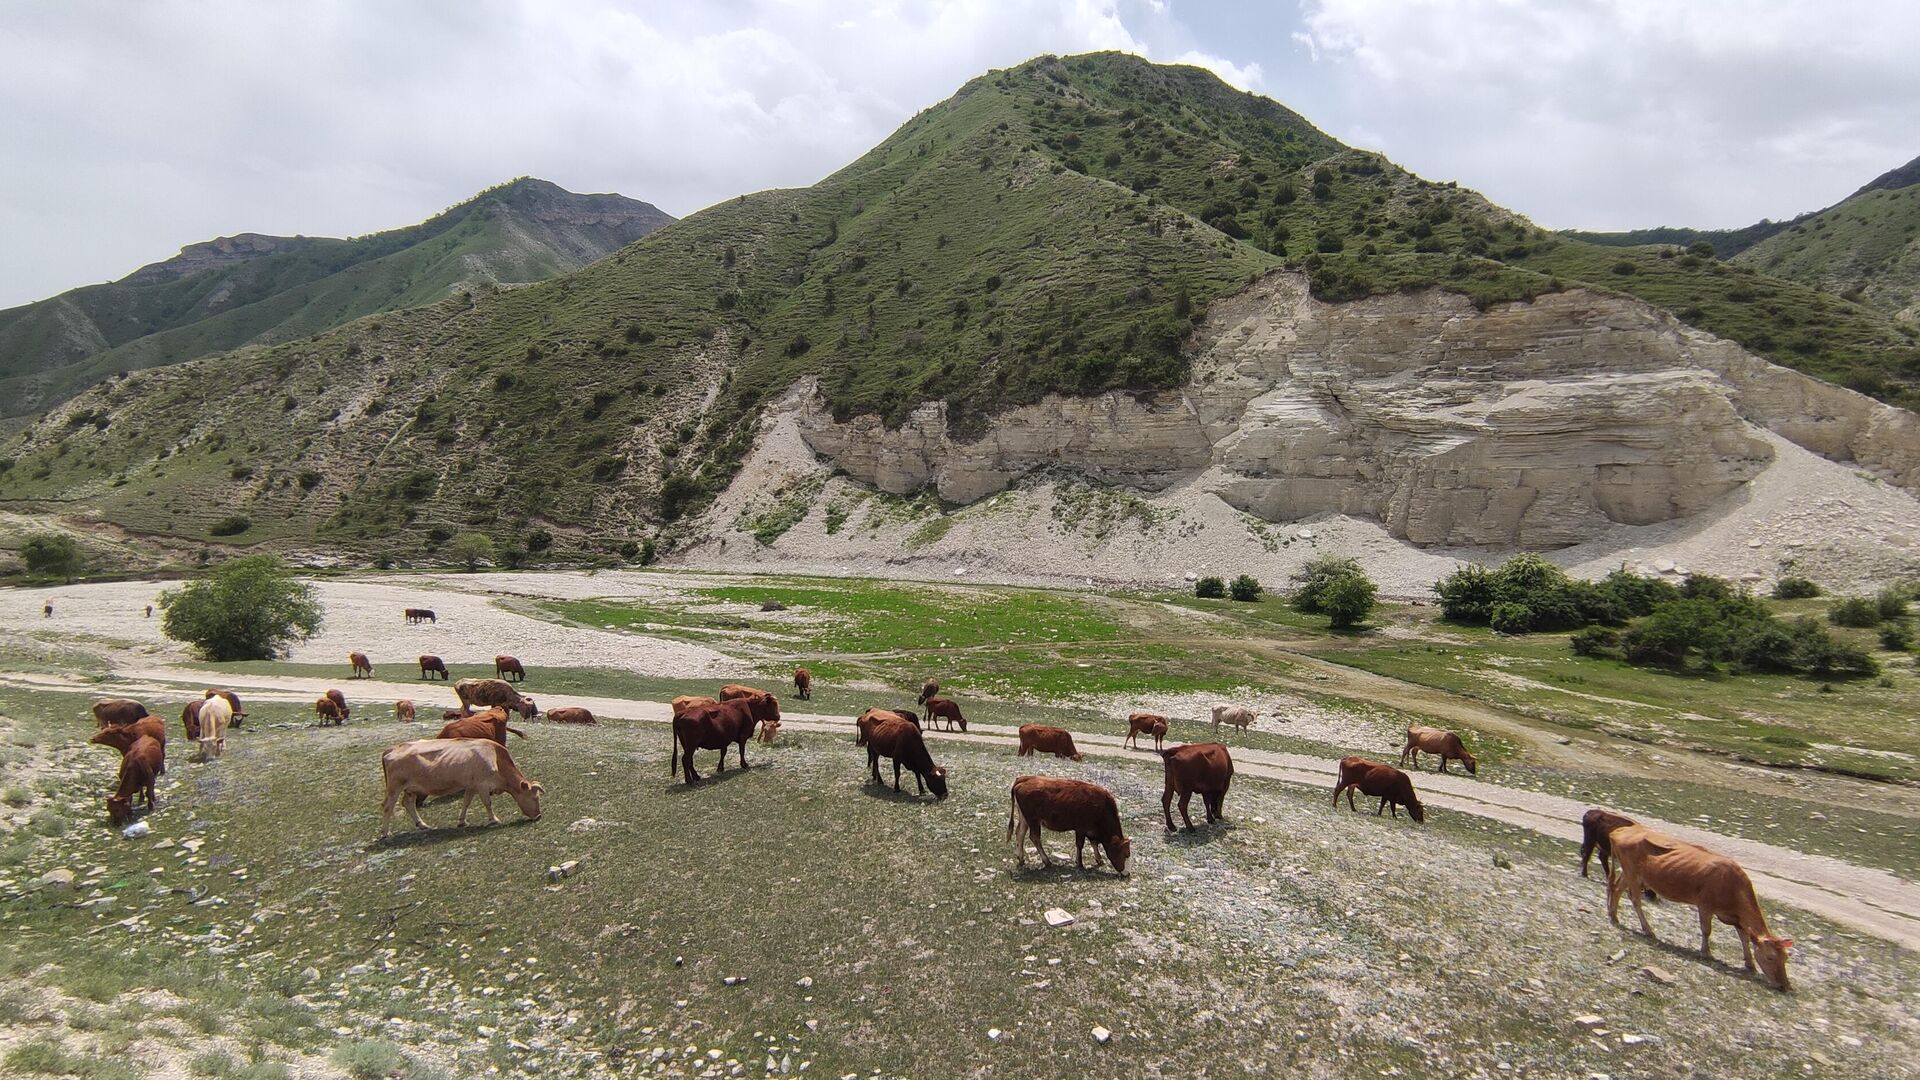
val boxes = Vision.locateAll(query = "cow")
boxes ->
[1581,808,1640,880]
[916,679,940,706]
[1605,824,1793,991]
[1125,711,1169,751]
[793,667,812,700]
[887,708,921,727]
[454,678,537,720]
[106,735,164,825]
[1400,725,1478,775]
[1162,742,1233,831]
[922,697,968,732]
[855,707,914,745]
[1016,724,1082,761]
[440,708,467,721]
[495,655,526,683]
[1006,776,1130,873]
[863,715,947,799]
[379,738,542,838]
[719,683,773,702]
[405,608,437,624]
[672,695,719,716]
[419,655,449,680]
[544,706,596,725]
[180,698,204,741]
[145,604,152,618]
[325,688,350,721]
[437,708,524,744]
[396,700,417,722]
[43,603,52,618]
[349,651,374,679]
[757,717,782,743]
[1332,756,1424,823]
[92,698,149,728]
[91,716,168,775]
[203,689,245,729]
[315,696,347,726]
[1211,704,1255,736]
[670,695,777,783]
[196,695,233,760]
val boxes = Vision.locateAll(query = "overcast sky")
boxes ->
[3,0,1917,309]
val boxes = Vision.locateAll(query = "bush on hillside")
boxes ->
[1771,575,1820,600]
[1290,556,1364,614]
[451,532,496,572]
[160,555,322,661]
[1828,596,1881,628]
[1319,572,1378,629]
[209,515,252,537]
[1229,574,1263,602]
[20,533,84,581]
[1874,587,1909,621]
[1194,576,1226,599]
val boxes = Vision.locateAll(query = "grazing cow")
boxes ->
[855,707,915,745]
[922,697,968,732]
[203,689,245,729]
[670,696,777,783]
[1016,724,1082,761]
[672,695,719,716]
[1125,711,1169,751]
[180,698,205,741]
[1606,824,1793,991]
[1400,725,1478,775]
[1210,704,1255,736]
[454,678,537,720]
[145,605,153,618]
[92,698,149,728]
[1332,756,1424,823]
[349,651,374,679]
[437,708,524,744]
[419,655,449,680]
[1161,742,1233,831]
[757,717,782,743]
[106,735,164,825]
[495,655,526,682]
[379,738,542,838]
[440,708,467,721]
[1006,776,1130,873]
[196,695,233,759]
[91,715,168,775]
[793,667,812,700]
[544,706,596,725]
[325,688,350,720]
[888,707,920,726]
[43,603,52,618]
[395,700,417,722]
[1581,808,1640,880]
[315,696,347,726]
[719,683,773,702]
[917,679,939,706]
[864,715,947,799]
[405,608,438,624]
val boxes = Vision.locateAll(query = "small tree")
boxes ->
[1195,576,1226,599]
[1229,574,1263,602]
[21,533,84,581]
[1320,572,1377,629]
[1828,596,1881,628]
[1291,555,1364,614]
[451,532,496,572]
[1771,575,1820,600]
[159,554,322,661]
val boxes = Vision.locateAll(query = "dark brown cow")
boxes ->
[887,707,921,726]
[92,698,149,728]
[670,696,777,783]
[922,697,968,732]
[419,655,449,680]
[454,678,537,719]
[864,715,947,799]
[1006,776,1130,873]
[1162,742,1233,831]
[544,707,596,725]
[405,608,437,624]
[855,707,917,745]
[495,655,526,682]
[1333,756,1425,823]
[325,688,350,720]
[1581,808,1640,880]
[180,698,204,741]
[204,688,245,729]
[349,651,374,679]
[437,708,524,744]
[1125,711,1168,751]
[91,716,168,775]
[106,735,163,825]
[793,667,812,700]
[315,696,347,726]
[1016,723,1082,761]
[1399,725,1478,775]
[916,679,940,706]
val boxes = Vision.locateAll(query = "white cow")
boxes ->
[1211,704,1255,736]
[196,695,233,760]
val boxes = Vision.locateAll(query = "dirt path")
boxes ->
[41,663,1920,953]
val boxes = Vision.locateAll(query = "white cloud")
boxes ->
[1172,50,1263,90]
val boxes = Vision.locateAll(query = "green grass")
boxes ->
[1734,182,1920,324]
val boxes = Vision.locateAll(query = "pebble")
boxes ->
[1091,1026,1112,1044]
[1575,1015,1604,1029]
[1621,1034,1648,1046]
[1640,966,1677,986]
[796,976,813,989]
[987,1029,1003,1041]
[1044,908,1075,928]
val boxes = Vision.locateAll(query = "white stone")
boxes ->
[1575,1015,1604,1029]
[987,1029,1003,1041]
[1043,908,1075,928]
[1091,1027,1112,1044]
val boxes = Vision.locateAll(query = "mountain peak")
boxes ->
[1852,153,1920,199]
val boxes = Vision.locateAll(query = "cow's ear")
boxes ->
[1778,938,1794,949]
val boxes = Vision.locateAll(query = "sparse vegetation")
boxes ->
[1772,575,1821,600]
[1194,575,1226,599]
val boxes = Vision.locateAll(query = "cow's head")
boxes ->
[926,766,948,801]
[1460,750,1479,776]
[517,696,539,720]
[107,795,133,826]
[1754,935,1793,991]
[1407,799,1427,824]
[1104,834,1132,874]
[512,779,544,821]
[90,727,133,753]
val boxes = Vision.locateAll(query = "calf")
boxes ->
[917,679,939,706]
[196,695,233,759]
[1210,704,1254,736]
[793,667,812,700]
[1006,776,1130,873]
[92,698,149,728]
[757,717,782,743]
[91,715,168,774]
[349,651,374,679]
[419,655,449,680]
[454,678,537,719]
[1016,723,1082,761]
[923,697,968,732]
[863,715,947,799]
[670,696,775,782]
[1606,824,1793,991]
[1161,742,1233,831]
[437,708,524,744]
[396,699,417,722]
[544,706,596,725]
[315,696,347,726]
[180,698,205,741]
[106,735,164,825]
[1332,756,1424,823]
[379,738,542,837]
[495,655,526,682]
[1125,711,1168,751]
[1400,725,1478,775]
[325,687,351,720]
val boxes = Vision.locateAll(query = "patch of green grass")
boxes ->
[3,783,32,806]
[734,475,825,546]
[28,808,70,838]
[3,1038,139,1080]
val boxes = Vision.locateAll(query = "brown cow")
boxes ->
[180,698,204,741]
[916,679,939,706]
[92,698,149,728]
[1006,776,1130,873]
[106,735,164,825]
[495,655,526,683]
[1125,711,1168,751]
[1162,743,1233,831]
[419,655,449,680]
[793,667,812,700]
[1606,824,1793,991]
[91,715,168,775]
[325,688,350,720]
[672,695,719,716]
[1399,725,1478,776]
[454,678,537,719]
[315,696,347,726]
[437,708,524,744]
[855,707,916,745]
[1333,756,1425,823]
[203,688,245,729]
[405,608,437,624]
[719,683,773,702]
[349,651,374,679]
[923,697,968,732]
[1016,724,1082,761]
[864,715,947,799]
[671,696,777,783]
[379,738,541,838]
[441,708,467,721]
[544,706,596,725]
[396,699,417,722]
[1581,808,1640,880]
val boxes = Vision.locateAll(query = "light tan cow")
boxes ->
[1399,725,1478,775]
[379,738,544,838]
[1210,704,1254,735]
[196,695,233,760]
[396,700,417,722]
[1605,824,1792,991]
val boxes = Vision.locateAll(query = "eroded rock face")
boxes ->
[794,273,1917,548]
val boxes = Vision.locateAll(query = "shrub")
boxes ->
[1229,574,1263,602]
[1569,626,1619,657]
[159,554,323,661]
[1771,575,1820,600]
[497,548,526,570]
[1194,576,1226,599]
[20,532,84,581]
[1320,572,1377,629]
[331,1041,407,1080]
[209,515,252,537]
[1828,596,1881,628]
[1880,622,1914,651]
[1434,563,1495,623]
[640,538,658,565]
[618,541,640,560]
[1488,603,1533,635]
[450,532,495,572]
[525,528,553,553]
[1291,556,1363,614]
[1874,587,1909,621]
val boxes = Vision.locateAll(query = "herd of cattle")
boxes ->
[79,633,1795,993]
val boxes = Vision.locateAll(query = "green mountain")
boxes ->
[3,53,1916,562]
[1731,155,1920,326]
[0,178,674,415]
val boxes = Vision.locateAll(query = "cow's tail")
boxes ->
[668,725,678,777]
[1004,791,1016,843]
[506,726,526,738]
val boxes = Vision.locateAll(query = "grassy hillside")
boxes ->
[1734,179,1920,326]
[0,179,673,416]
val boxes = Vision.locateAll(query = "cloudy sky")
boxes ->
[3,0,1917,309]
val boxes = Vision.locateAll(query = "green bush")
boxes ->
[1320,572,1377,629]
[1290,555,1363,614]
[1880,622,1914,651]
[331,1041,407,1080]
[1874,587,1909,621]
[209,515,252,537]
[19,532,84,581]
[1771,575,1820,600]
[1828,596,1882,628]
[450,532,495,572]
[1194,576,1226,599]
[1438,557,1678,633]
[526,528,553,553]
[159,554,323,661]
[1568,626,1619,657]
[1488,602,1533,635]
[1228,574,1263,602]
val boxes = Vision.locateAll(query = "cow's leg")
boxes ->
[1155,731,1164,752]
[1179,791,1196,831]
[1739,927,1757,972]
[1697,906,1714,959]
[481,794,501,825]
[1074,834,1087,869]
[1439,756,1451,774]
[381,788,402,837]
[1030,821,1052,867]
[408,792,431,830]
[1399,744,1412,767]
[683,747,701,782]
[1162,789,1177,832]
[868,747,883,785]
[1087,834,1106,870]
[736,739,750,770]
[893,759,904,792]
[457,793,475,826]
[1627,882,1656,940]
[1124,730,1134,749]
